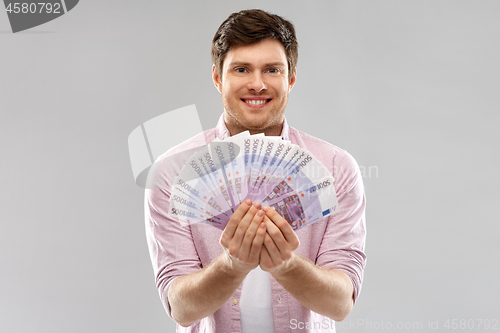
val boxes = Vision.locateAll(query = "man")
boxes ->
[145,9,366,332]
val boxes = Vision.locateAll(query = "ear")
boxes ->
[212,65,222,93]
[288,67,297,92]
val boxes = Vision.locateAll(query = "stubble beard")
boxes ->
[222,93,287,136]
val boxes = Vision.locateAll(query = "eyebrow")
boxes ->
[228,61,286,68]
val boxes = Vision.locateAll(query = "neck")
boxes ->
[223,113,284,137]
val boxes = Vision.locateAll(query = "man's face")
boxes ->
[213,39,297,136]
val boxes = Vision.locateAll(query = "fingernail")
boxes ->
[260,222,266,228]
[263,206,270,212]
[257,210,264,217]
[253,202,261,208]
[244,199,252,206]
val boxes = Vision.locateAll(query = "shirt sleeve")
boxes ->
[315,150,367,304]
[144,156,203,318]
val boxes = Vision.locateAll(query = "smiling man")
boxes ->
[215,38,295,136]
[145,9,366,333]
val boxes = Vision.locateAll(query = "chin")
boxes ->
[242,121,270,131]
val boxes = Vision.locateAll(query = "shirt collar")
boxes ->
[215,113,290,141]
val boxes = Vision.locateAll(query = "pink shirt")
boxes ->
[145,115,366,333]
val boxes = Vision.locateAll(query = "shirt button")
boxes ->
[232,298,238,305]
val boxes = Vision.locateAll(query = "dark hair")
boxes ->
[212,9,298,82]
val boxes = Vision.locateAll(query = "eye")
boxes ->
[267,68,280,74]
[235,67,247,73]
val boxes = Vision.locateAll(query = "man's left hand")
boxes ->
[259,206,300,274]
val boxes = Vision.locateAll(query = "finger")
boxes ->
[263,232,282,266]
[263,206,300,250]
[235,201,261,236]
[263,214,288,253]
[220,199,251,247]
[239,209,265,260]
[259,243,273,271]
[230,201,261,251]
[247,221,266,263]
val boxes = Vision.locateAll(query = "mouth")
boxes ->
[241,98,272,107]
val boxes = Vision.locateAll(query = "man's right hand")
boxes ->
[168,199,267,327]
[219,199,267,276]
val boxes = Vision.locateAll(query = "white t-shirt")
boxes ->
[239,266,275,333]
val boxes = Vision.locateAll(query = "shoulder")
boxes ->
[289,126,343,152]
[288,126,357,173]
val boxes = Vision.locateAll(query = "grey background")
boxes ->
[1,1,499,332]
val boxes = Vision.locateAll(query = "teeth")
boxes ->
[244,99,267,105]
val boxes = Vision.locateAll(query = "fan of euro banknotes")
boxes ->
[167,131,339,230]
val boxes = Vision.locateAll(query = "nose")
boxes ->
[246,72,267,92]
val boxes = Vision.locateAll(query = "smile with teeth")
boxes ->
[242,99,270,105]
